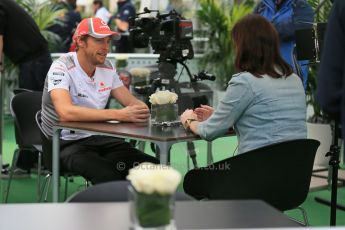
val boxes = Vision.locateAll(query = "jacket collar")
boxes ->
[262,0,293,11]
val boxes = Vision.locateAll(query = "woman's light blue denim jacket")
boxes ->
[197,71,307,154]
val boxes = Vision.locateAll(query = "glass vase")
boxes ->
[129,186,176,230]
[151,103,178,125]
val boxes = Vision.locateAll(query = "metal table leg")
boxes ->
[52,128,61,202]
[0,71,3,201]
[153,141,172,165]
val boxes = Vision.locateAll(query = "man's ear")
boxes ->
[76,36,87,48]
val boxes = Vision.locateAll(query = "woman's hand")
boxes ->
[194,105,214,121]
[180,109,197,128]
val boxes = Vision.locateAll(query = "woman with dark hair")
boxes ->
[180,14,306,154]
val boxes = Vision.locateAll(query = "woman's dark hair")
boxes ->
[231,14,293,78]
[93,0,103,7]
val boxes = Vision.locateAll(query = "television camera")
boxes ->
[129,8,215,168]
[129,7,216,111]
[129,7,194,63]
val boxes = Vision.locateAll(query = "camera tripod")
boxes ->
[293,0,344,225]
[143,60,215,168]
[314,121,345,226]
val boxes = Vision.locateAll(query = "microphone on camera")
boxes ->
[194,71,216,81]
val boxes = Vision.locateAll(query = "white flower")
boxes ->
[115,54,128,61]
[127,163,182,195]
[129,67,151,78]
[149,90,178,105]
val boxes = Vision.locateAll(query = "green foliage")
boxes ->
[306,66,325,123]
[308,0,332,22]
[16,0,65,30]
[306,0,332,122]
[196,0,253,89]
[15,0,66,51]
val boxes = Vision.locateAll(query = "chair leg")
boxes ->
[85,180,90,188]
[39,173,52,202]
[297,206,309,226]
[287,206,309,226]
[3,149,20,203]
[43,175,52,202]
[39,173,51,202]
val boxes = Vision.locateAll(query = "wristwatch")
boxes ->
[184,118,197,131]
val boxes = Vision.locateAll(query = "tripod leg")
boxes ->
[315,196,345,212]
[207,141,214,165]
[187,142,198,169]
[314,121,342,226]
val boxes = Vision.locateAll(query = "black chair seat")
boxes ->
[183,139,320,212]
[67,181,194,202]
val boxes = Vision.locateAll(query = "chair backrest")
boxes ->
[13,88,33,95]
[67,181,194,202]
[35,110,54,171]
[183,139,320,211]
[10,91,42,147]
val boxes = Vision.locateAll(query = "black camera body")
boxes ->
[129,8,194,62]
[129,8,215,115]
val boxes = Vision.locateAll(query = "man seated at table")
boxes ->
[41,17,158,184]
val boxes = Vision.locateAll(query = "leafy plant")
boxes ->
[306,0,332,123]
[16,0,66,51]
[196,0,254,90]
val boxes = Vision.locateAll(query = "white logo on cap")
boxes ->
[100,20,108,26]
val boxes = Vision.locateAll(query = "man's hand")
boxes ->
[128,99,148,108]
[194,105,214,121]
[118,104,150,122]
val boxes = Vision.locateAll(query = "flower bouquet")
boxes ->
[149,90,178,125]
[127,163,181,229]
[129,67,151,86]
[115,54,128,70]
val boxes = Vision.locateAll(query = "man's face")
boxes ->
[79,36,111,65]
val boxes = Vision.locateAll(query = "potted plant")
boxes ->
[306,0,333,170]
[16,0,65,51]
[305,0,332,123]
[127,163,181,229]
[196,0,254,90]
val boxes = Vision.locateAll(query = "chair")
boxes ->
[67,181,194,202]
[35,110,89,202]
[183,139,320,225]
[10,88,39,171]
[4,91,43,202]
